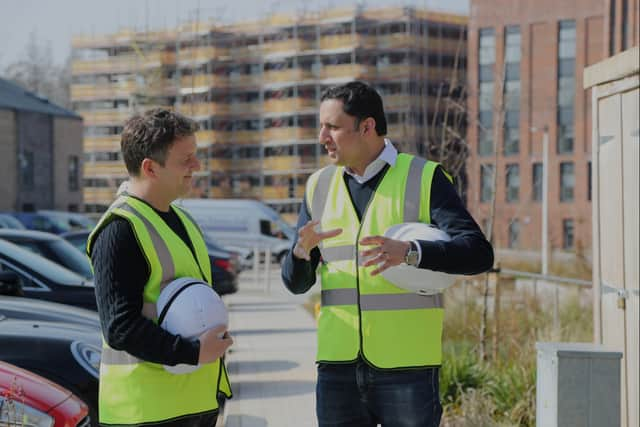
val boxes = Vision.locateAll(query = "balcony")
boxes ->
[71,82,137,101]
[84,187,117,204]
[177,47,229,65]
[71,52,171,75]
[429,38,465,55]
[228,74,262,87]
[262,39,313,55]
[375,64,425,80]
[84,135,121,152]
[263,127,316,142]
[229,45,263,59]
[229,102,262,115]
[182,102,230,117]
[231,159,262,171]
[196,130,233,144]
[210,187,233,198]
[377,34,414,49]
[263,98,316,113]
[262,186,289,199]
[79,110,130,126]
[84,161,127,177]
[208,159,231,170]
[263,68,315,84]
[319,34,376,50]
[232,130,262,144]
[180,74,228,90]
[319,64,376,80]
[263,156,301,171]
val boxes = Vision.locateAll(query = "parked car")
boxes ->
[0,360,90,426]
[205,238,238,296]
[0,239,96,311]
[9,212,73,234]
[175,198,294,263]
[0,213,26,229]
[38,210,96,231]
[61,230,91,254]
[0,295,100,329]
[0,229,93,279]
[0,311,101,426]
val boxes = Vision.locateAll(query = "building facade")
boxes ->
[605,0,640,56]
[467,0,607,260]
[0,78,84,212]
[71,6,466,223]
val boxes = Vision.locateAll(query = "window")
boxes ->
[478,28,495,157]
[508,219,520,249]
[19,151,34,190]
[503,26,520,157]
[562,219,575,249]
[480,164,494,202]
[557,20,575,154]
[504,110,519,156]
[560,162,575,202]
[68,155,79,191]
[532,163,543,201]
[506,164,520,202]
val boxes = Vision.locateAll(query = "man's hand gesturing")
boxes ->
[292,220,342,261]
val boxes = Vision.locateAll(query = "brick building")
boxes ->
[467,0,609,260]
[0,78,84,212]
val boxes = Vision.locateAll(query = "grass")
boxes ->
[303,276,593,426]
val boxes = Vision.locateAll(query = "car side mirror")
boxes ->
[0,271,23,296]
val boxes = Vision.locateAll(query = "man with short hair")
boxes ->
[88,108,233,426]
[282,81,494,426]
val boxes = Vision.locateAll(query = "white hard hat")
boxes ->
[380,222,456,295]
[156,277,228,374]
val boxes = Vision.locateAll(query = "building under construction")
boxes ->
[71,6,466,224]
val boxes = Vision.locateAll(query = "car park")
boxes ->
[0,229,93,279]
[9,212,73,234]
[0,295,100,329]
[38,210,96,231]
[0,239,96,311]
[0,360,91,426]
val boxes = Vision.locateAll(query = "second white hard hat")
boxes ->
[156,277,228,374]
[380,222,456,295]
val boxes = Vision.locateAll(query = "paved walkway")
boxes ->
[221,270,319,427]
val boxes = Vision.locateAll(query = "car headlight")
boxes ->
[70,341,101,379]
[0,397,54,427]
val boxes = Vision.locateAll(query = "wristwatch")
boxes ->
[404,241,419,267]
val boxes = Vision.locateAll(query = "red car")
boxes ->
[0,361,89,426]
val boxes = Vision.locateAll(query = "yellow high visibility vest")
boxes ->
[306,153,445,368]
[87,195,232,425]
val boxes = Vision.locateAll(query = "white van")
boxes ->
[174,199,295,263]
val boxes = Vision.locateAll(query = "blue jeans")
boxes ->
[316,359,442,427]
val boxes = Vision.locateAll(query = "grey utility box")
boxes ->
[536,342,622,427]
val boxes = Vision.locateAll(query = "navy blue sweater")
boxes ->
[281,165,494,294]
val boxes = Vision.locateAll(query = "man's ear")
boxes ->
[362,117,376,136]
[140,158,157,179]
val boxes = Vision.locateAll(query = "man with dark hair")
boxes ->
[88,108,233,426]
[282,81,494,426]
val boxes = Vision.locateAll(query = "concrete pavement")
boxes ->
[221,270,319,427]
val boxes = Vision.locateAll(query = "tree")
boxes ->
[2,32,71,109]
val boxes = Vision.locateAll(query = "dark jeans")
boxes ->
[100,410,218,427]
[316,360,442,427]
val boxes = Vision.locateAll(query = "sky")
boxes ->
[0,0,468,68]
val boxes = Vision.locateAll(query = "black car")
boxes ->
[0,294,101,329]
[205,238,238,295]
[61,229,91,254]
[0,309,101,426]
[0,229,94,279]
[0,239,97,310]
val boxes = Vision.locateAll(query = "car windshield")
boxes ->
[0,239,87,286]
[66,234,89,253]
[46,240,94,279]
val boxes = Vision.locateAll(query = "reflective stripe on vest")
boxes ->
[307,154,445,369]
[87,195,231,425]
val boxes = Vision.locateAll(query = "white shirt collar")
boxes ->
[344,139,398,184]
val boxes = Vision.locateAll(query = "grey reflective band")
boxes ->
[360,293,443,310]
[321,289,443,309]
[311,165,337,221]
[320,245,356,262]
[321,288,358,306]
[101,347,141,365]
[404,156,426,223]
[119,203,176,290]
